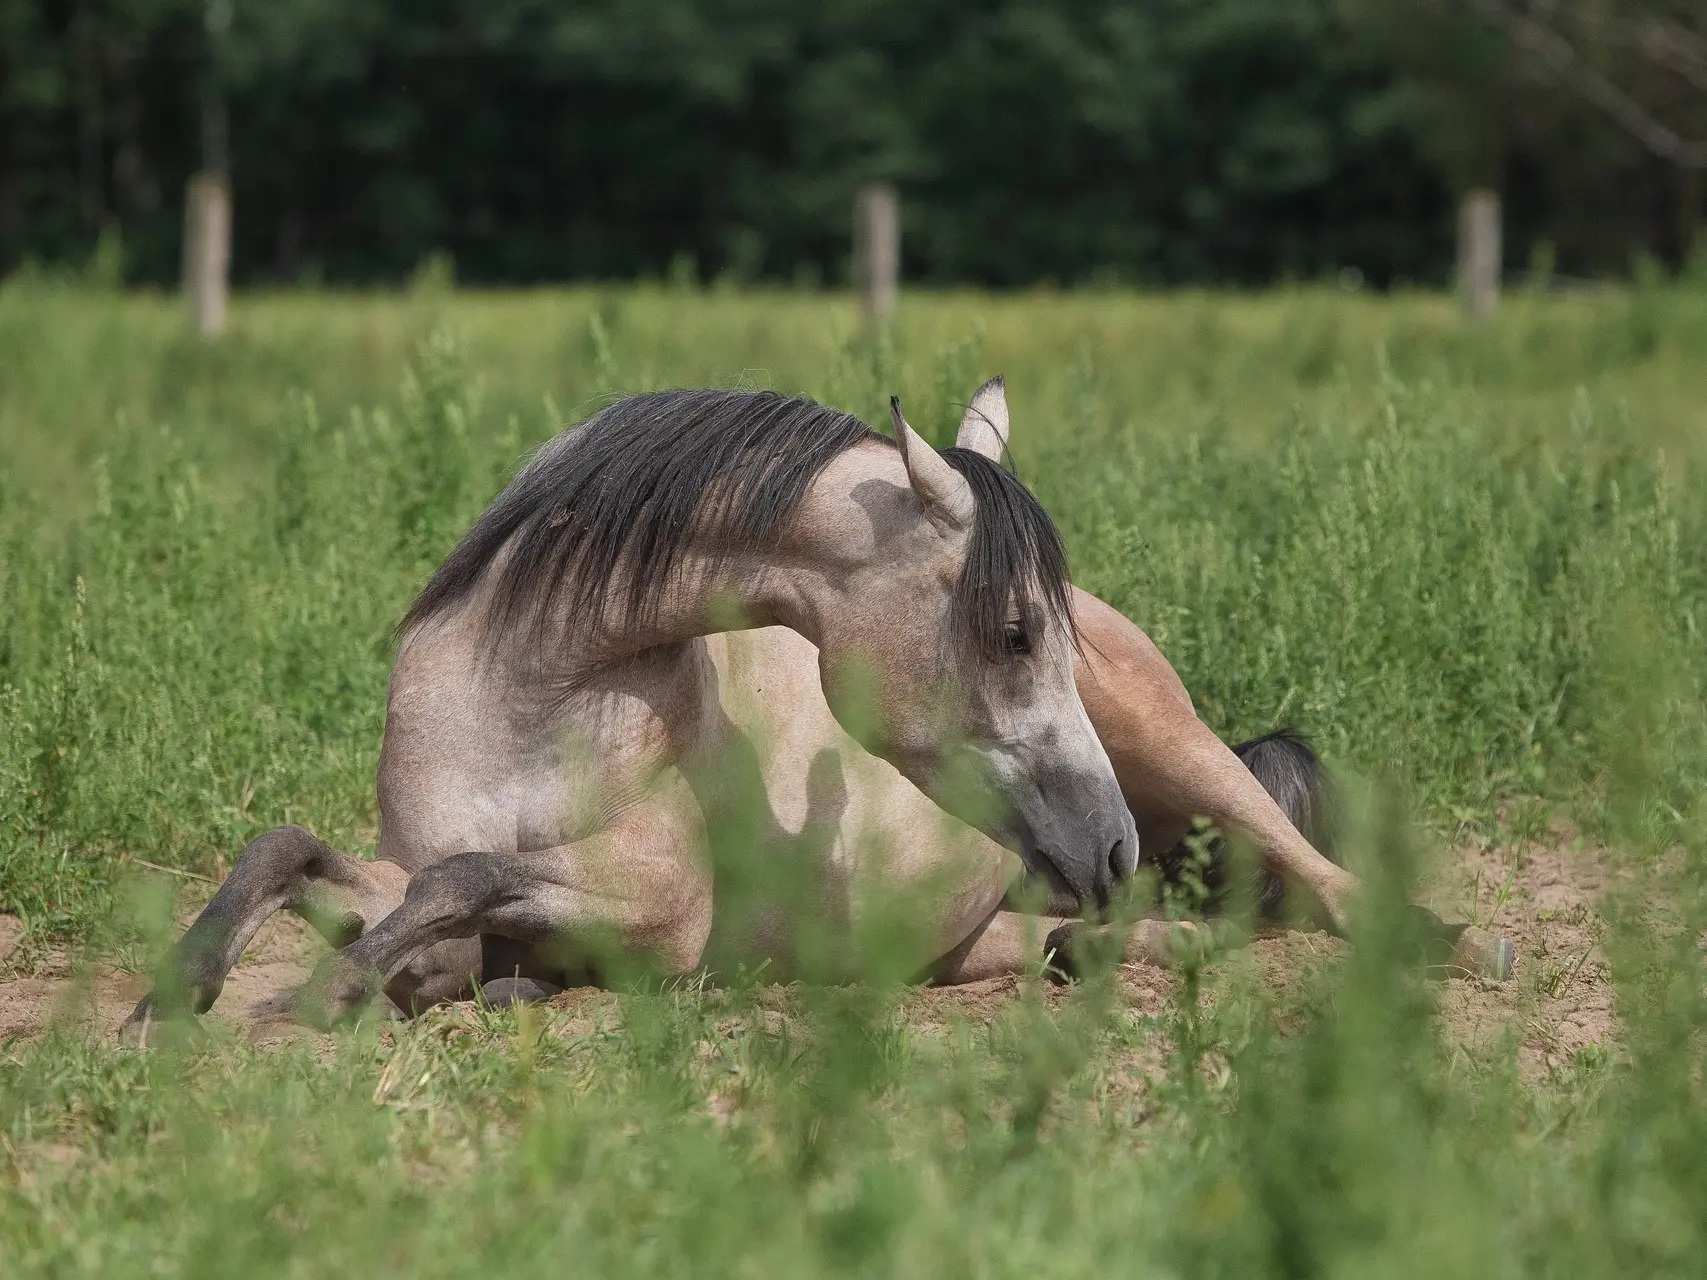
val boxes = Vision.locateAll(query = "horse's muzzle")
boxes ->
[1014,782,1139,913]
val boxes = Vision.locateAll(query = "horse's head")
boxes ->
[809,378,1136,910]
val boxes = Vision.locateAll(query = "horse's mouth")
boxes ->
[1015,837,1095,913]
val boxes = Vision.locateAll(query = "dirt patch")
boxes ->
[543,985,625,1039]
[0,834,1619,1075]
[906,975,1060,1030]
[1421,824,1617,1079]
[0,911,326,1046]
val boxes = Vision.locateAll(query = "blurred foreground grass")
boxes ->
[0,281,1703,1275]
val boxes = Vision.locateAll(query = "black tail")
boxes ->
[1232,728,1338,861]
[1156,728,1340,919]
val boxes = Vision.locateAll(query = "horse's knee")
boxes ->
[240,824,331,873]
[400,851,502,918]
[377,847,709,987]
[181,826,329,952]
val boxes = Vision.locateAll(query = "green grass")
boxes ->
[0,280,1704,1275]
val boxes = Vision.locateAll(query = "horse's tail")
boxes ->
[1159,727,1339,918]
[1231,728,1339,918]
[1231,729,1511,976]
[1230,728,1339,865]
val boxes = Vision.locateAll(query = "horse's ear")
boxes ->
[955,375,1010,461]
[891,397,974,529]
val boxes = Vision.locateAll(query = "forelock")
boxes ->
[938,447,1073,662]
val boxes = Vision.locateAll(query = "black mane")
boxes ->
[404,388,1072,660]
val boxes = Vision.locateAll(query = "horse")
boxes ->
[122,379,1507,1041]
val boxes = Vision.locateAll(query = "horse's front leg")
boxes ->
[121,825,412,1044]
[295,784,712,1027]
[1071,588,1513,980]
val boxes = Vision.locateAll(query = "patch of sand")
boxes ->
[1422,823,1617,1079]
[0,831,1621,1077]
[0,910,324,1046]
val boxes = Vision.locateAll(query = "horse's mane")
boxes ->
[403,387,1071,660]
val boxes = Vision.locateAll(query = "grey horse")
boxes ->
[124,379,1507,1041]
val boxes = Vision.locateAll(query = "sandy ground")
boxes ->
[0,833,1618,1075]
[1424,822,1619,1079]
[0,908,318,1046]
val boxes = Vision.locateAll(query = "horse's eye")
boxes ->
[1002,621,1031,656]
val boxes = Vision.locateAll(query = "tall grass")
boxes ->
[0,281,1703,1275]
[2,283,1702,936]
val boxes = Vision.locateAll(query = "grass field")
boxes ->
[0,279,1704,1275]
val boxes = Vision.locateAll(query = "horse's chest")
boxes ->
[380,635,715,856]
[706,628,851,836]
[522,643,718,837]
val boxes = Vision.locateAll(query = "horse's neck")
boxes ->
[589,556,823,659]
[386,444,910,849]
[492,461,879,820]
[546,445,892,670]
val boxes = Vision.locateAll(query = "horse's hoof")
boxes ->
[294,955,384,1029]
[118,996,159,1048]
[1043,922,1084,983]
[118,994,207,1048]
[1453,926,1516,982]
[1043,920,1142,980]
[480,976,565,1006]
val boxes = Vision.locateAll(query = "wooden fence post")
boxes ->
[1457,188,1501,320]
[183,171,230,337]
[855,183,898,324]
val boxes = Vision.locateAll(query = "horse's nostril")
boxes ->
[1108,838,1128,883]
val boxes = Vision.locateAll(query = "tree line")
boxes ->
[2,0,1702,289]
